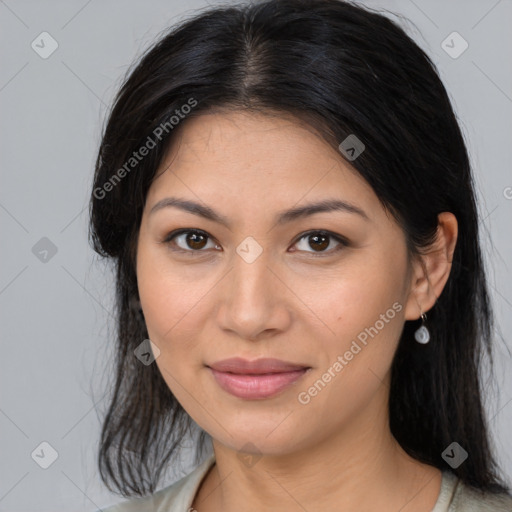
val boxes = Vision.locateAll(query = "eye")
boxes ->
[161,229,348,257]
[290,230,348,256]
[162,229,220,254]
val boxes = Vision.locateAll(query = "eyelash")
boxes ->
[161,229,349,257]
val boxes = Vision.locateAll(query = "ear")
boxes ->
[404,212,458,321]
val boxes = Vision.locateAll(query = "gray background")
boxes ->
[1,0,511,510]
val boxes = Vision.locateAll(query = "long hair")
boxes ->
[88,0,509,497]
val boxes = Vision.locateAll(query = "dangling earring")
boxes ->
[414,311,430,344]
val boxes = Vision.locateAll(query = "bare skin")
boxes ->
[135,109,458,511]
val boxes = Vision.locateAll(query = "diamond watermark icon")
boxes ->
[31,32,59,59]
[236,236,263,264]
[338,134,365,161]
[442,442,468,468]
[31,441,59,469]
[134,338,161,365]
[237,442,262,468]
[441,32,468,59]
[32,237,58,263]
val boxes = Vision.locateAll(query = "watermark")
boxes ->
[31,32,59,59]
[93,97,198,200]
[441,442,468,468]
[237,442,263,468]
[32,236,58,263]
[236,236,263,264]
[441,31,468,60]
[297,301,403,405]
[134,338,161,365]
[503,186,512,200]
[338,134,365,161]
[31,441,59,469]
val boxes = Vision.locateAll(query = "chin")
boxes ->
[209,419,308,456]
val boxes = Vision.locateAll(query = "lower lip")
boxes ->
[209,367,309,399]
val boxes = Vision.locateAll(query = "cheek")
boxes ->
[293,257,405,343]
[136,240,209,341]
[295,277,404,429]
[137,262,208,399]
[140,280,207,358]
[296,255,407,400]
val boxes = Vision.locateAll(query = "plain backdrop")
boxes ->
[1,0,511,510]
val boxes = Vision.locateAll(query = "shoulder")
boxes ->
[98,453,216,512]
[452,483,512,511]
[436,471,512,512]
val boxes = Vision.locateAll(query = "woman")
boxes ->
[89,0,512,510]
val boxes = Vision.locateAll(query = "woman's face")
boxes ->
[136,110,419,456]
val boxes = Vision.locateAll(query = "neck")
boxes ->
[192,383,442,512]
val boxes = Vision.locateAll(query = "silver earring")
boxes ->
[414,312,430,344]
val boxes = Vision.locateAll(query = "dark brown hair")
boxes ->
[89,0,509,497]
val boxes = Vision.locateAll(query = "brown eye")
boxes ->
[163,229,219,253]
[307,233,329,251]
[185,231,208,250]
[292,230,347,255]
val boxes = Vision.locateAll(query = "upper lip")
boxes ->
[208,357,309,374]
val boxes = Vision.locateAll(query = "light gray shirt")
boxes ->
[99,454,512,511]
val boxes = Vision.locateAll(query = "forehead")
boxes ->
[146,110,380,223]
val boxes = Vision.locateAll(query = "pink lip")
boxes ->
[207,358,310,399]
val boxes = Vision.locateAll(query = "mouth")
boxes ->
[207,358,311,400]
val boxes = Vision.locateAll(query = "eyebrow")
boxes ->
[149,196,369,228]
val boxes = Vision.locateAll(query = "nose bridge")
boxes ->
[230,244,274,310]
[216,240,289,339]
[231,234,272,295]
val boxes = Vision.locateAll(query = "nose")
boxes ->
[215,251,292,341]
